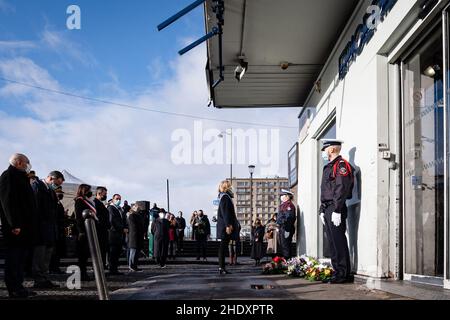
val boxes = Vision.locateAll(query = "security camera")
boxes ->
[235,60,248,82]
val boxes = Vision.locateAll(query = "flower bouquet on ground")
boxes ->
[285,255,318,277]
[262,256,287,275]
[305,263,334,282]
[285,255,334,282]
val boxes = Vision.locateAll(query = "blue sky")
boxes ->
[0,0,300,216]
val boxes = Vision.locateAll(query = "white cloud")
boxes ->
[40,29,97,68]
[0,46,299,217]
[0,40,36,52]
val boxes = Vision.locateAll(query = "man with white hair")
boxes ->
[319,140,354,284]
[0,153,37,298]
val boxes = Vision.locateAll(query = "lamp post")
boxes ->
[246,165,256,256]
[248,165,255,225]
[218,128,233,184]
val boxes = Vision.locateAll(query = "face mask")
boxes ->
[50,183,59,190]
[25,163,32,174]
[114,200,121,207]
[86,191,93,198]
[159,213,165,219]
[101,195,107,201]
[321,151,329,162]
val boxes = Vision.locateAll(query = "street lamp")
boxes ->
[248,165,255,224]
[218,128,233,184]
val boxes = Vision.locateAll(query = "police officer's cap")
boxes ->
[280,189,294,196]
[321,139,344,151]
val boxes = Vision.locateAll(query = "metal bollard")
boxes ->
[83,209,109,300]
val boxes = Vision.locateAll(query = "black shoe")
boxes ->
[8,290,30,299]
[330,277,348,284]
[346,275,355,283]
[219,268,231,275]
[33,280,58,289]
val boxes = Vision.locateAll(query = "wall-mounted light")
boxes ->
[235,59,248,82]
[423,64,440,77]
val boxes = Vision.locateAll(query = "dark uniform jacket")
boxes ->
[320,155,354,214]
[0,165,37,247]
[277,200,296,233]
[108,205,127,246]
[32,179,58,246]
[216,191,238,240]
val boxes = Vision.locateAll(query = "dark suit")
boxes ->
[93,198,110,269]
[108,205,126,272]
[0,165,37,294]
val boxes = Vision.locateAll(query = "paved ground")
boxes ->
[0,257,415,300]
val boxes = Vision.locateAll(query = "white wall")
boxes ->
[297,0,419,278]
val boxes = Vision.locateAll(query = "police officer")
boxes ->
[319,140,353,284]
[276,189,296,259]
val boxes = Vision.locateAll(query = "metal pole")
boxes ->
[167,179,170,213]
[83,210,109,300]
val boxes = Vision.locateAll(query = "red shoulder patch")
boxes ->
[337,161,349,176]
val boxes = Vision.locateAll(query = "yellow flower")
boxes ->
[324,269,331,276]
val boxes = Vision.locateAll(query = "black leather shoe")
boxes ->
[219,268,231,275]
[330,277,348,284]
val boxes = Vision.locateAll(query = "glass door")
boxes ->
[402,23,444,281]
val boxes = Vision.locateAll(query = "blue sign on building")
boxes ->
[338,0,397,80]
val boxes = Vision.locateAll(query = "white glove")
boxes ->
[284,231,289,239]
[319,213,325,226]
[331,212,341,227]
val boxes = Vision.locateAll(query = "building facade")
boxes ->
[296,0,450,289]
[232,178,289,232]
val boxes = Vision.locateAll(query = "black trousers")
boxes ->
[169,240,176,257]
[177,231,184,251]
[196,238,207,259]
[76,237,89,275]
[277,226,293,259]
[4,246,27,293]
[218,236,230,269]
[323,205,351,279]
[109,244,122,272]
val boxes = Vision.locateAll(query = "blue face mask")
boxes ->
[50,183,59,190]
[321,151,329,162]
[114,200,121,207]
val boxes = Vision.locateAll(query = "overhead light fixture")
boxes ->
[235,59,248,82]
[424,65,440,77]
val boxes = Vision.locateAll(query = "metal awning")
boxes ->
[204,0,360,108]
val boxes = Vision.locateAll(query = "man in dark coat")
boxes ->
[49,187,67,274]
[151,209,169,268]
[194,210,211,261]
[127,206,145,271]
[122,200,131,214]
[0,153,37,298]
[94,186,110,270]
[276,189,296,260]
[108,194,127,275]
[150,203,160,220]
[31,170,65,288]
[175,211,186,253]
